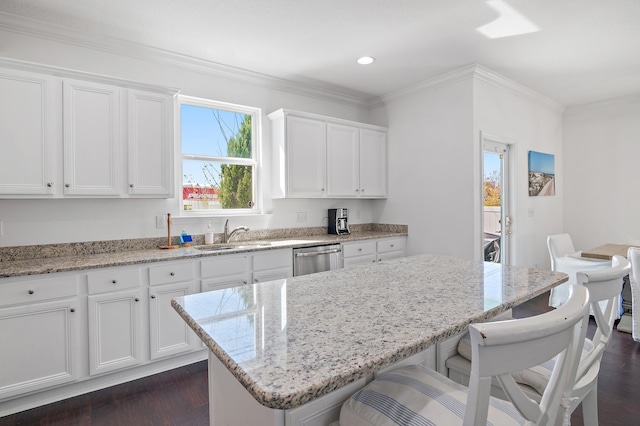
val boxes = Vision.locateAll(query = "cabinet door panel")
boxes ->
[88,289,143,375]
[0,69,57,195]
[149,281,198,360]
[0,299,77,399]
[63,79,120,196]
[286,116,326,197]
[359,129,387,197]
[127,90,173,197]
[326,123,359,197]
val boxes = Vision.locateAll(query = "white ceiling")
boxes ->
[1,0,639,106]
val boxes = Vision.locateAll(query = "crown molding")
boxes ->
[0,12,373,109]
[472,64,564,113]
[377,63,564,113]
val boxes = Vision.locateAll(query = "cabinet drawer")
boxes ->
[0,275,77,308]
[87,267,140,294]
[377,237,406,253]
[149,262,194,286]
[342,241,376,258]
[252,249,292,272]
[201,254,250,279]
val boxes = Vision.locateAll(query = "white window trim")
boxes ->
[177,95,262,217]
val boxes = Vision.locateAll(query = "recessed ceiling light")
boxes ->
[357,56,375,65]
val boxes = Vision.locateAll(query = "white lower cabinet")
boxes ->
[148,262,199,360]
[253,249,293,283]
[342,237,407,269]
[201,253,251,292]
[0,275,79,400]
[87,266,143,376]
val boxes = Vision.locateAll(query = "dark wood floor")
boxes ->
[1,291,639,425]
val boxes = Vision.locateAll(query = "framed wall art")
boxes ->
[528,151,555,196]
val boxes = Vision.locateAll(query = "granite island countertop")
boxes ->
[171,253,568,411]
[0,229,406,278]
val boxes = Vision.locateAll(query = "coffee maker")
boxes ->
[328,208,350,235]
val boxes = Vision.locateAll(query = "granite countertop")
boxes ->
[172,253,568,410]
[0,228,407,278]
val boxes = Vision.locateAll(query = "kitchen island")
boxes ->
[172,253,568,425]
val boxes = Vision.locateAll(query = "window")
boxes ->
[179,96,259,214]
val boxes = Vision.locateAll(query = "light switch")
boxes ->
[528,208,534,217]
[296,212,307,222]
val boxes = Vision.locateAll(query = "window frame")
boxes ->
[177,95,261,216]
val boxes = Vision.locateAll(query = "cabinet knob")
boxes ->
[70,308,75,313]
[129,184,134,188]
[321,188,325,191]
[371,259,376,263]
[65,183,70,188]
[28,289,34,295]
[112,279,117,284]
[358,248,362,252]
[361,188,365,192]
[170,272,175,276]
[254,278,259,283]
[135,298,140,302]
[151,295,156,299]
[47,182,53,188]
[243,280,247,284]
[355,189,359,192]
[390,244,394,248]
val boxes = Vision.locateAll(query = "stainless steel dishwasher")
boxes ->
[293,244,342,276]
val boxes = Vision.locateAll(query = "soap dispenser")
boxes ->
[205,221,214,245]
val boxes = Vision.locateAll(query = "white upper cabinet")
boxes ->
[63,79,121,196]
[270,112,327,198]
[269,109,388,199]
[0,60,177,199]
[326,123,359,197]
[0,68,59,196]
[127,90,174,197]
[358,128,387,198]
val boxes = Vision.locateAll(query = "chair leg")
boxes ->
[581,385,599,426]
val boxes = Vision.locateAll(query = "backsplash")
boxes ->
[0,224,407,262]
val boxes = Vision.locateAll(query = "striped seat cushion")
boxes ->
[340,365,525,426]
[456,333,594,395]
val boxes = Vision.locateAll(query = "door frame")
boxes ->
[478,131,516,265]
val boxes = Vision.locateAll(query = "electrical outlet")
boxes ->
[296,212,307,222]
[355,209,361,219]
[0,220,3,237]
[156,215,165,228]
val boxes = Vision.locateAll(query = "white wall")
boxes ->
[371,78,475,258]
[371,67,564,268]
[563,96,640,251]
[473,78,564,268]
[0,30,379,247]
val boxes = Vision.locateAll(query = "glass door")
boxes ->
[482,135,512,265]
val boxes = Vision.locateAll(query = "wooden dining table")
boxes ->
[581,243,635,260]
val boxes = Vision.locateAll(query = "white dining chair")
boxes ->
[547,233,611,309]
[339,285,590,426]
[627,247,640,342]
[445,255,629,426]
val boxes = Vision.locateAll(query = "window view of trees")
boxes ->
[483,170,501,206]
[181,101,256,211]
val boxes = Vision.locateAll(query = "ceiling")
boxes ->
[1,0,639,107]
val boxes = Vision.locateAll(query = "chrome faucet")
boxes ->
[223,219,249,243]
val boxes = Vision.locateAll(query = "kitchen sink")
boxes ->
[195,242,273,252]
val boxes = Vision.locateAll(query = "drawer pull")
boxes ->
[28,289,34,295]
[135,298,140,302]
[170,272,175,276]
[243,280,248,284]
[70,308,75,313]
[112,279,117,284]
